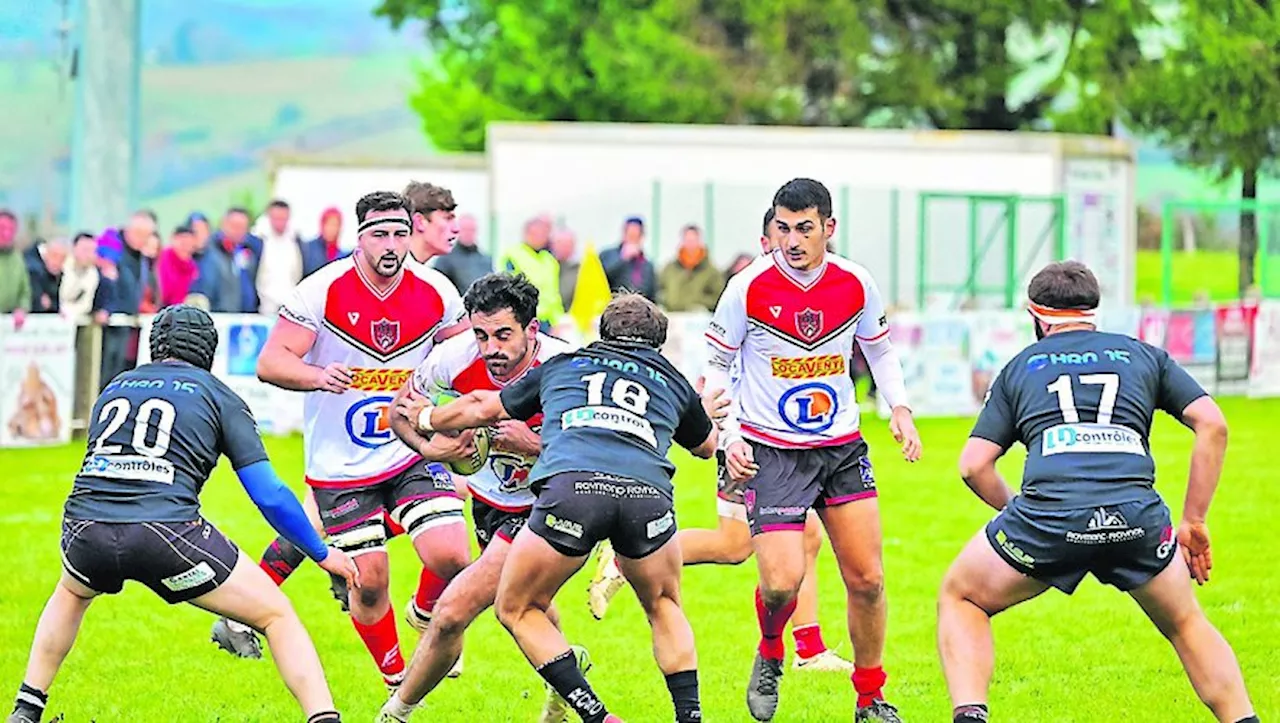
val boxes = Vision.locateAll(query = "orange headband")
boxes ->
[1028,302,1097,326]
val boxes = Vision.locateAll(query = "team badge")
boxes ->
[795,307,824,341]
[371,318,401,352]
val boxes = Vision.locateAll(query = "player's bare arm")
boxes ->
[957,438,1015,511]
[389,381,478,463]
[858,334,921,462]
[492,420,540,456]
[257,317,351,392]
[400,389,511,434]
[1175,395,1229,585]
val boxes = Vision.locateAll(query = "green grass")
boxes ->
[1,399,1277,721]
[1133,248,1280,303]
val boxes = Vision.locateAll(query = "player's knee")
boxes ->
[758,584,798,611]
[424,548,469,580]
[842,566,884,603]
[431,598,477,639]
[494,593,531,632]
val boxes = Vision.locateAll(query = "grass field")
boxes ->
[1,400,1277,722]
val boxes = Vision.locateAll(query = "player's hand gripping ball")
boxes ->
[432,391,490,476]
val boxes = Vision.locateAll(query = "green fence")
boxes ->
[916,192,1066,310]
[1158,200,1280,305]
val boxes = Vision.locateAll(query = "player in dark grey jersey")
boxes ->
[5,305,358,723]
[936,262,1258,723]
[393,294,724,723]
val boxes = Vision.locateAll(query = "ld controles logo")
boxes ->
[777,382,839,433]
[346,395,395,449]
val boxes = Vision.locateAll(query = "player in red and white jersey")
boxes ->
[377,273,593,723]
[216,191,474,692]
[704,179,922,723]
[587,207,856,674]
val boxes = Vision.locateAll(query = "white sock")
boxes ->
[383,692,417,718]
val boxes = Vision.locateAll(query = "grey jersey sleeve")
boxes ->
[499,364,547,422]
[1156,349,1209,418]
[673,378,714,450]
[969,366,1018,450]
[215,386,270,470]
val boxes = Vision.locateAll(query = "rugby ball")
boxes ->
[432,392,490,476]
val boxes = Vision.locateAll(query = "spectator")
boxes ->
[600,215,657,302]
[99,211,155,388]
[726,252,754,278]
[138,232,162,314]
[658,224,724,312]
[60,232,105,323]
[301,206,347,277]
[187,212,211,249]
[0,209,30,326]
[25,237,67,314]
[193,207,262,313]
[498,214,565,330]
[255,199,304,315]
[433,212,492,294]
[550,226,580,312]
[156,225,200,308]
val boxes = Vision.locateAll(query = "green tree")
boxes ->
[1126,0,1280,295]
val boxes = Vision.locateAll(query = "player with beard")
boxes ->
[378,273,590,722]
[588,207,856,673]
[210,191,474,691]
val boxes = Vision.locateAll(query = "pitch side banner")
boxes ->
[0,314,77,447]
[137,313,305,435]
[1248,301,1280,398]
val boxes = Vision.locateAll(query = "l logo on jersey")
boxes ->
[346,395,395,449]
[777,382,839,434]
[795,308,823,342]
[371,318,401,352]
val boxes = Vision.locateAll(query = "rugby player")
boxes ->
[377,272,591,722]
[216,181,469,661]
[705,178,921,722]
[938,261,1259,723]
[588,207,855,672]
[397,294,725,723]
[5,305,358,723]
[211,190,473,690]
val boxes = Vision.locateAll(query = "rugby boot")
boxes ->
[586,541,626,620]
[793,648,855,673]
[855,699,904,723]
[210,617,263,659]
[403,598,463,678]
[746,652,784,721]
[537,644,593,723]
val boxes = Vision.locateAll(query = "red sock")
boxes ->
[852,666,887,708]
[792,623,827,660]
[352,607,404,679]
[755,586,797,661]
[414,567,450,614]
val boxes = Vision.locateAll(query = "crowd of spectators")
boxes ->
[0,201,770,388]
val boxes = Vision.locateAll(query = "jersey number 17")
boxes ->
[1046,373,1120,425]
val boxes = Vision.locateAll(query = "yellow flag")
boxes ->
[569,242,613,338]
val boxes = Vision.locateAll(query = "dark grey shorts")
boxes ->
[985,494,1177,594]
[744,438,876,536]
[527,472,676,560]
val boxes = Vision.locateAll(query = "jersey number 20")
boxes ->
[92,398,178,457]
[1046,373,1119,424]
[582,371,650,415]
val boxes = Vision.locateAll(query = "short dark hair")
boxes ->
[0,209,15,222]
[72,231,95,245]
[225,207,250,219]
[268,199,289,210]
[624,215,644,230]
[1027,260,1100,310]
[402,181,456,216]
[463,273,540,328]
[137,208,158,223]
[355,191,412,225]
[773,178,833,219]
[172,225,193,236]
[762,207,775,235]
[599,293,668,348]
[681,223,701,236]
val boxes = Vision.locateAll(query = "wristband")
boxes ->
[416,405,435,433]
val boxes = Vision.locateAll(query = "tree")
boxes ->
[375,0,747,151]
[1126,0,1280,295]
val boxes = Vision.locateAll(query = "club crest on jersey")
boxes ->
[795,307,824,342]
[777,382,839,434]
[371,318,401,352]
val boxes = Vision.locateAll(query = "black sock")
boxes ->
[954,703,989,723]
[537,650,608,723]
[13,683,48,721]
[1233,717,1259,723]
[307,712,341,723]
[665,669,701,723]
[261,536,307,584]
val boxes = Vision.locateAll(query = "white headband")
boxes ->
[1028,302,1097,326]
[357,216,412,234]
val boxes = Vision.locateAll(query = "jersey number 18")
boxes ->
[582,371,650,415]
